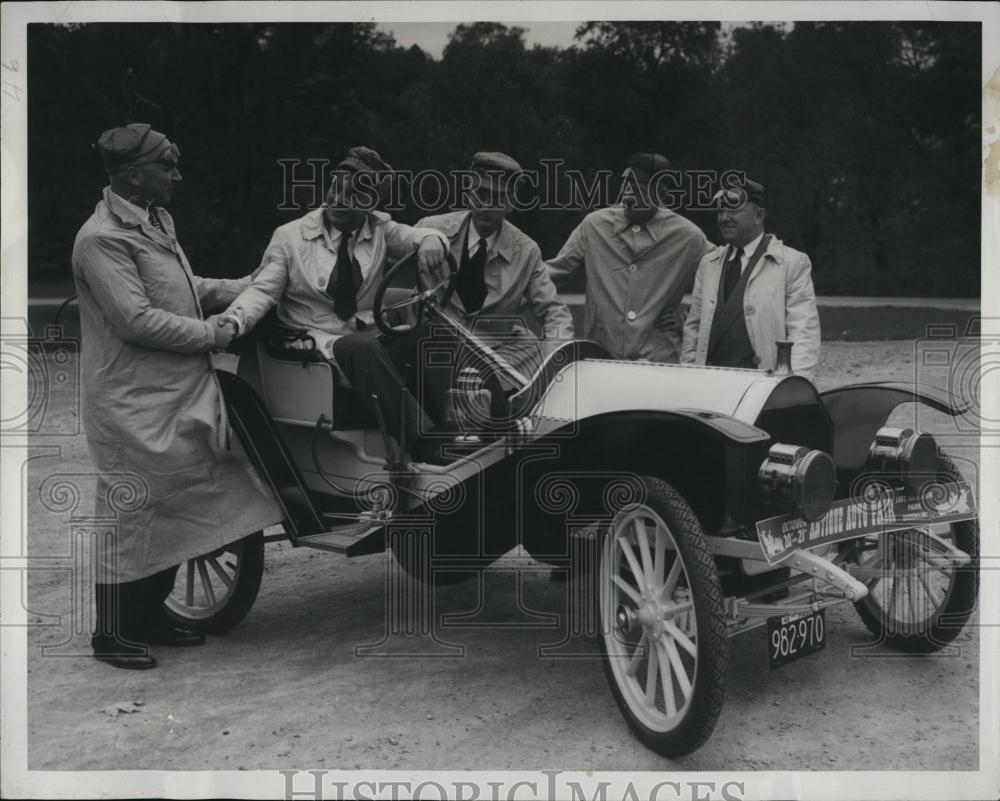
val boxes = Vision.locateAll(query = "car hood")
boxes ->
[530,359,790,427]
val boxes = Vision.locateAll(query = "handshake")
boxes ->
[206,314,241,350]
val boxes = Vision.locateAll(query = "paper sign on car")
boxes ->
[755,480,976,565]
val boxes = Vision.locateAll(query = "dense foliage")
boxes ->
[27,21,981,296]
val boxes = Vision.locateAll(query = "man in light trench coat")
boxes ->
[680,177,820,379]
[72,124,282,669]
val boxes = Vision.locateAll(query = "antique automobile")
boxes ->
[162,251,980,757]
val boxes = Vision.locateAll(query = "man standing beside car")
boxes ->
[72,123,282,670]
[681,177,820,379]
[546,153,710,362]
[416,151,574,388]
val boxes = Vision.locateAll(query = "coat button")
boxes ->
[628,264,637,273]
[631,225,641,233]
[753,355,762,366]
[745,305,755,315]
[627,311,637,321]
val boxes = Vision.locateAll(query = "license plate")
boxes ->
[767,609,826,669]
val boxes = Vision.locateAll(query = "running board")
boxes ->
[297,523,387,557]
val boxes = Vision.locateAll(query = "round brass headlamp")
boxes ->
[759,443,837,522]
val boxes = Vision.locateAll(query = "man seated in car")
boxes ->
[220,146,450,462]
[416,151,574,403]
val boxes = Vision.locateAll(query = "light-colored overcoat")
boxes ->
[681,235,820,379]
[72,187,281,582]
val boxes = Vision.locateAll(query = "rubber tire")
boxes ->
[163,532,265,634]
[851,452,979,653]
[598,476,728,757]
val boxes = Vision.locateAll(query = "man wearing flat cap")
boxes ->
[416,151,574,390]
[72,123,282,669]
[222,145,449,459]
[546,153,711,363]
[681,177,820,378]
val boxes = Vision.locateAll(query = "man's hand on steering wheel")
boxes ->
[416,235,448,288]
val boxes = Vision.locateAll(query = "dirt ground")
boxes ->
[20,340,981,772]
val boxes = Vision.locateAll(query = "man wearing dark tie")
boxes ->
[681,177,820,379]
[416,151,574,385]
[222,146,449,460]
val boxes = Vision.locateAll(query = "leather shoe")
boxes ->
[147,625,206,647]
[91,635,157,670]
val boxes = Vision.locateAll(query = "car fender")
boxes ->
[819,381,968,474]
[522,409,770,540]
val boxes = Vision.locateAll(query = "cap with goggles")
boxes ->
[713,178,766,209]
[95,123,180,173]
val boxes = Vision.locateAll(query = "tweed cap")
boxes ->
[470,151,522,196]
[95,123,176,173]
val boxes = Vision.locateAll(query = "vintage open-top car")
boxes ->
[162,251,980,756]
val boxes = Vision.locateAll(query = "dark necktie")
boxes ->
[723,246,743,303]
[147,206,166,234]
[456,237,488,312]
[326,231,359,321]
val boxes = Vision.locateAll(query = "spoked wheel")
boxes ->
[163,532,265,633]
[598,476,727,757]
[841,454,978,652]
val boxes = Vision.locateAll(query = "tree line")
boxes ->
[27,21,981,296]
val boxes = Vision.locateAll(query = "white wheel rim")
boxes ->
[164,543,244,620]
[851,524,959,633]
[601,505,698,732]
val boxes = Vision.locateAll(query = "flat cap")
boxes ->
[715,176,766,208]
[627,152,671,179]
[95,123,173,172]
[336,145,394,174]
[470,151,523,196]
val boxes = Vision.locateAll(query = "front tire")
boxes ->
[598,476,727,757]
[163,532,265,633]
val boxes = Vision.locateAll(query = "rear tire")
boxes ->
[163,532,265,634]
[844,453,978,653]
[598,476,727,757]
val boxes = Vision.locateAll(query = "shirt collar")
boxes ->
[104,187,172,236]
[612,205,670,235]
[462,214,513,262]
[735,231,765,259]
[104,186,148,226]
[466,223,497,253]
[301,208,376,245]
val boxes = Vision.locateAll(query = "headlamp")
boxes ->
[759,443,837,522]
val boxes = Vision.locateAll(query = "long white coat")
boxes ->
[72,188,282,582]
[681,235,821,379]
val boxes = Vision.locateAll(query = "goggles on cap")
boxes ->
[132,141,181,169]
[712,187,750,209]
